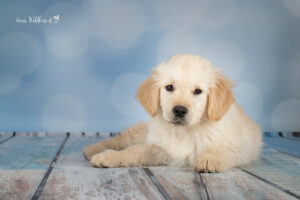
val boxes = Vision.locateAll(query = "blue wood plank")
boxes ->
[264,132,300,157]
[0,134,65,169]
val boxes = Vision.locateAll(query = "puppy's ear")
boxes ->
[137,74,160,117]
[207,74,234,121]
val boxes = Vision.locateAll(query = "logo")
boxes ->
[16,15,60,24]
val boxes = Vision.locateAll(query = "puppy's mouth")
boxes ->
[170,119,186,126]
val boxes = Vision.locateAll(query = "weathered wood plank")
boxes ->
[151,166,298,200]
[201,168,297,200]
[150,166,208,200]
[0,170,46,200]
[241,148,300,197]
[39,134,164,200]
[143,168,172,200]
[0,134,65,200]
[264,132,300,157]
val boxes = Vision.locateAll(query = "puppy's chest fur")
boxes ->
[145,117,208,166]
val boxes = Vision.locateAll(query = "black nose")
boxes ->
[173,105,188,118]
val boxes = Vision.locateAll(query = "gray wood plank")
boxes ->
[0,133,65,200]
[150,166,208,200]
[202,169,297,200]
[151,166,298,200]
[241,148,300,197]
[0,170,46,200]
[39,134,164,200]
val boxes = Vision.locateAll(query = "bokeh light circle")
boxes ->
[42,94,87,132]
[204,40,245,80]
[111,73,147,117]
[271,99,300,131]
[234,82,263,120]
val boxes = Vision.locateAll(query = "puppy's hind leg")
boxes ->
[84,122,148,160]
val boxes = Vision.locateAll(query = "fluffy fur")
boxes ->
[84,54,262,172]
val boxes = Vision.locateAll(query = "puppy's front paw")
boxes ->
[90,150,126,168]
[194,154,224,173]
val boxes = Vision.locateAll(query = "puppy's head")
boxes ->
[137,54,234,126]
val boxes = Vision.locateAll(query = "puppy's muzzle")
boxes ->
[172,105,188,118]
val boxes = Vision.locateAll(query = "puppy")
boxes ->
[84,54,262,172]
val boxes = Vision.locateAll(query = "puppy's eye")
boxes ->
[165,84,174,92]
[193,88,202,95]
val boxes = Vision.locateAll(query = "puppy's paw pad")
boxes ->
[90,150,122,168]
[194,154,224,173]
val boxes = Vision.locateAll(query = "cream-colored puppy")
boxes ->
[84,54,262,172]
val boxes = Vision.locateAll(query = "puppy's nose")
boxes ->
[173,105,188,118]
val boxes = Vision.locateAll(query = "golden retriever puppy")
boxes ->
[84,54,262,172]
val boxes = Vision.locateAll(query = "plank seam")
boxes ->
[143,168,172,200]
[239,168,300,200]
[0,132,16,144]
[194,173,211,200]
[31,132,70,200]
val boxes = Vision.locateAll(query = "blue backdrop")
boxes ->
[0,0,300,133]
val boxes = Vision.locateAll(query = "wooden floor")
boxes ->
[0,132,299,200]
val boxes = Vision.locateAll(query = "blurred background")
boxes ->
[0,0,299,133]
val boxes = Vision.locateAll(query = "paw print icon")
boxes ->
[53,15,59,23]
